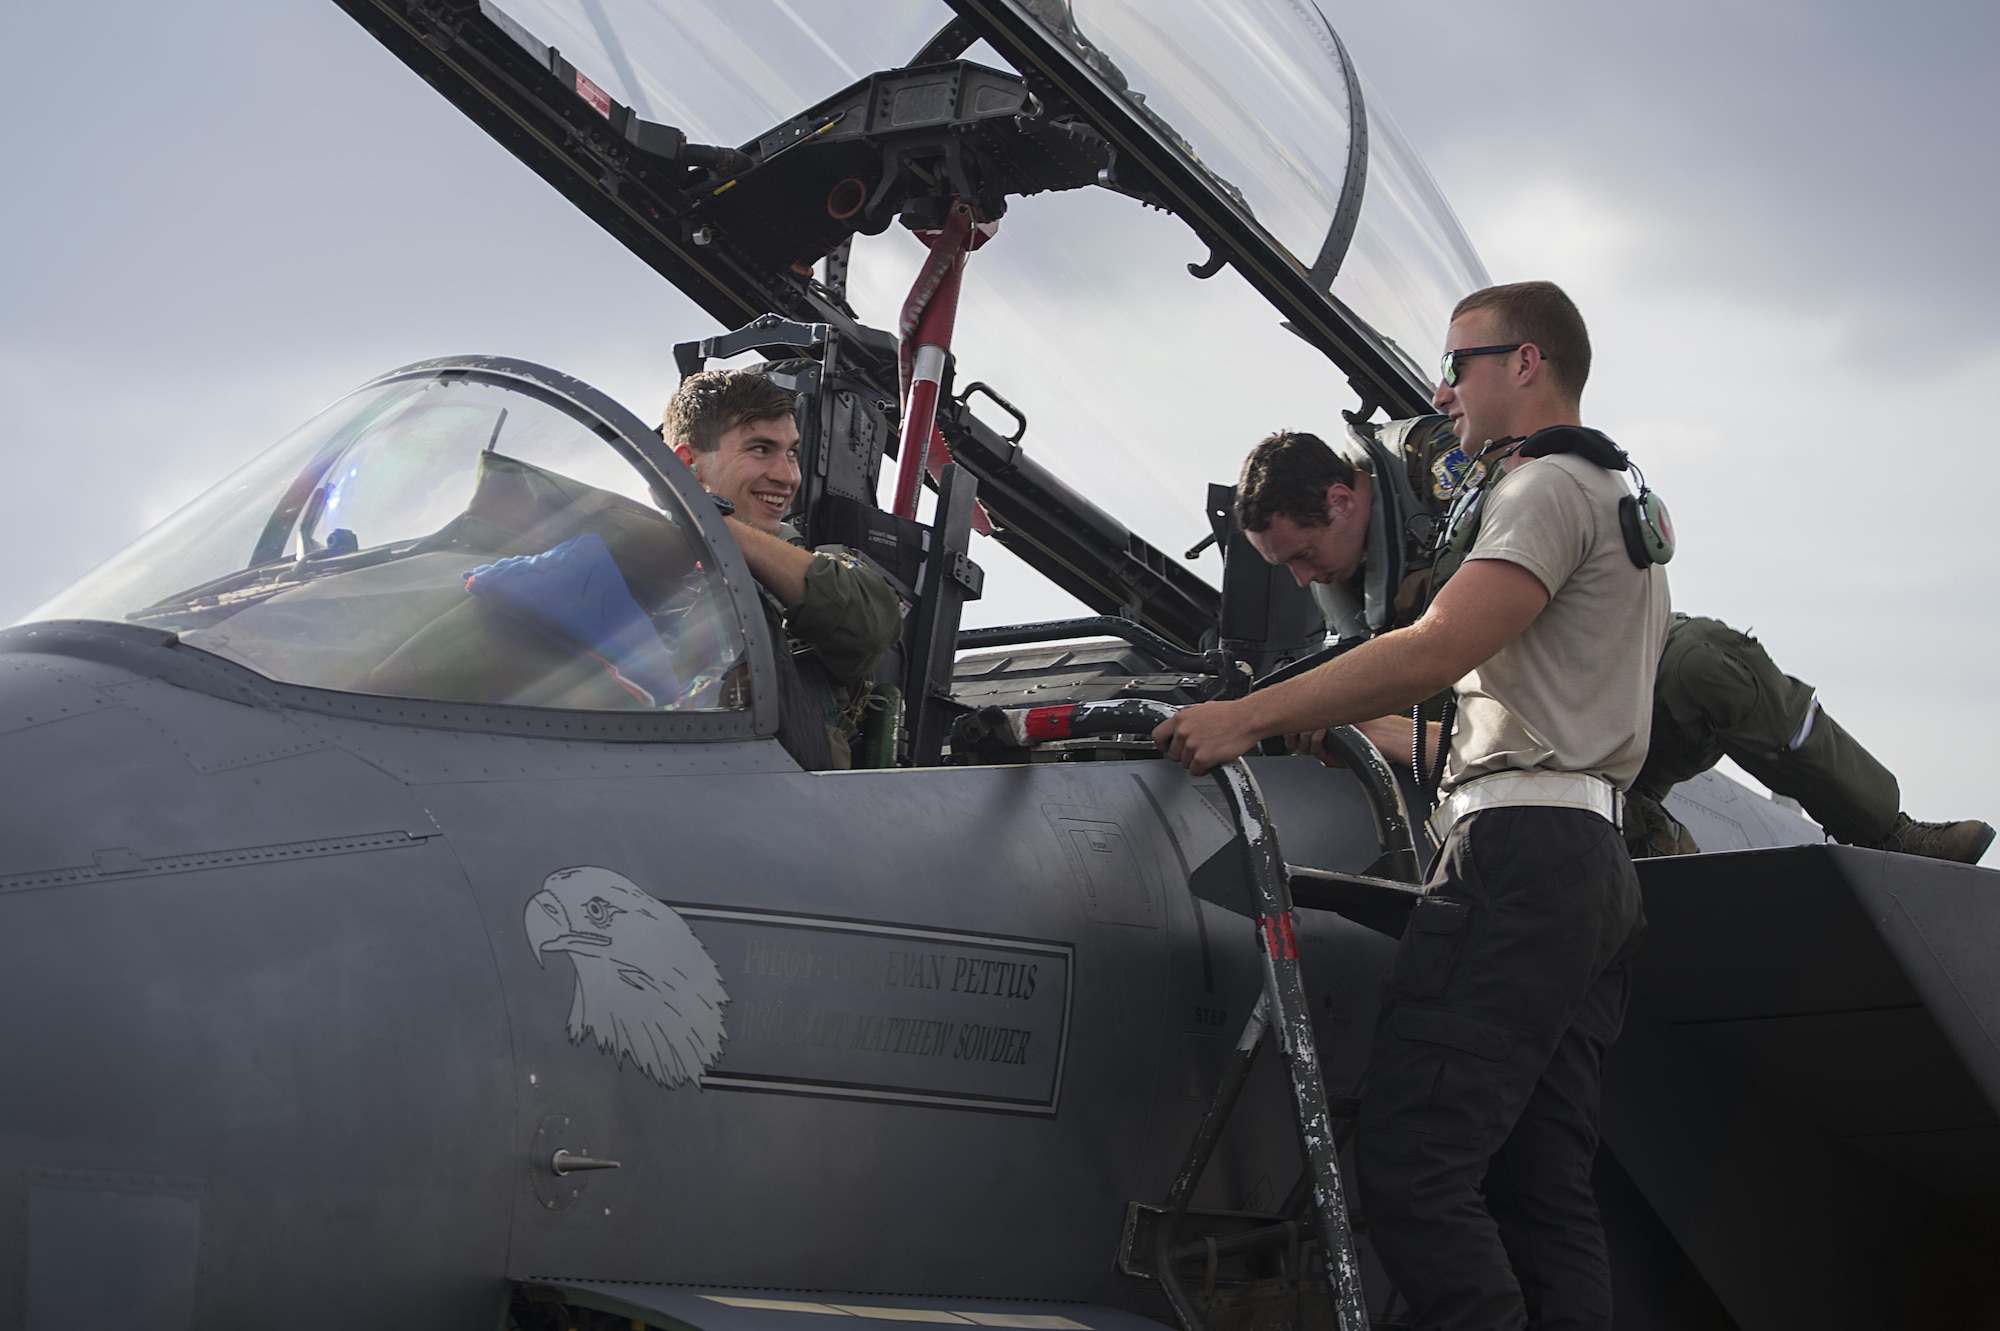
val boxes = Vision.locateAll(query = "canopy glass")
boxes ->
[495,0,956,145]
[1053,0,1357,265]
[31,369,749,712]
[1033,0,1485,375]
[1333,73,1489,382]
[495,0,1483,376]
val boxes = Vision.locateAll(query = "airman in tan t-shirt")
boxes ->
[1449,451,1670,791]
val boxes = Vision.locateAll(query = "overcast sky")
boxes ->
[3,0,1994,855]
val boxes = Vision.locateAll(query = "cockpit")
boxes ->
[21,0,1491,765]
[33,361,751,715]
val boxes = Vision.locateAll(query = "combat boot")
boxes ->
[1847,813,1996,864]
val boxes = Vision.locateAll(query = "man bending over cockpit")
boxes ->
[1232,424,1993,864]
[663,370,901,769]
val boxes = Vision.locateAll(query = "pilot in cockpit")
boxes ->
[663,370,901,769]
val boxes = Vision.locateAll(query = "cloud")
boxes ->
[1335,0,2000,365]
[1467,177,1652,292]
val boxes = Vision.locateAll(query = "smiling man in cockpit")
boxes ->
[664,370,900,768]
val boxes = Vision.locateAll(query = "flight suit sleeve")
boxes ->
[782,548,903,688]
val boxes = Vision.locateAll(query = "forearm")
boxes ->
[727,518,814,606]
[1352,715,1445,771]
[1156,558,1544,775]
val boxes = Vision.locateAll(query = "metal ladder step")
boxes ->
[991,700,1372,1331]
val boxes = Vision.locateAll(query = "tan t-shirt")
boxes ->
[1444,452,1671,792]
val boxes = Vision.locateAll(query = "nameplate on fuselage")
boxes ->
[676,907,1074,1114]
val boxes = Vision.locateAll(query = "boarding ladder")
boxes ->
[982,699,1427,1331]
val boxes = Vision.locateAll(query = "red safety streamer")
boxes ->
[891,201,995,523]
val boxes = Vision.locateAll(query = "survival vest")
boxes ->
[1314,415,1461,638]
[1322,418,1672,636]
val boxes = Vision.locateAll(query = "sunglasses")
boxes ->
[1438,343,1530,387]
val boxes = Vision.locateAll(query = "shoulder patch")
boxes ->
[820,549,871,575]
[1430,446,1488,503]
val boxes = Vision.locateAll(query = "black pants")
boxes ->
[1354,806,1645,1331]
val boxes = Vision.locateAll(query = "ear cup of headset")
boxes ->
[1619,490,1675,568]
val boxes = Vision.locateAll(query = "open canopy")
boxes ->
[477,0,1486,397]
[330,0,1490,613]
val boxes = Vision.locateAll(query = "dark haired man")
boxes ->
[1232,422,1990,863]
[1158,280,1661,1331]
[663,370,900,768]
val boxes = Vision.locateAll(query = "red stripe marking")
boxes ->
[1262,911,1299,961]
[575,70,612,118]
[1023,705,1074,741]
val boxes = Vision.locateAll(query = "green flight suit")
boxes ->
[1359,418,1901,856]
[773,524,903,768]
[1626,616,1899,855]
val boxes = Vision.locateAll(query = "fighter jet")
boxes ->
[1,3,1994,1330]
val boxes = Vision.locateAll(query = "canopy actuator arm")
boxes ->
[908,17,980,66]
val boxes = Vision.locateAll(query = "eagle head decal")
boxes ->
[524,867,728,1088]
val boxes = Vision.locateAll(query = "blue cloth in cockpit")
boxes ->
[464,533,681,706]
